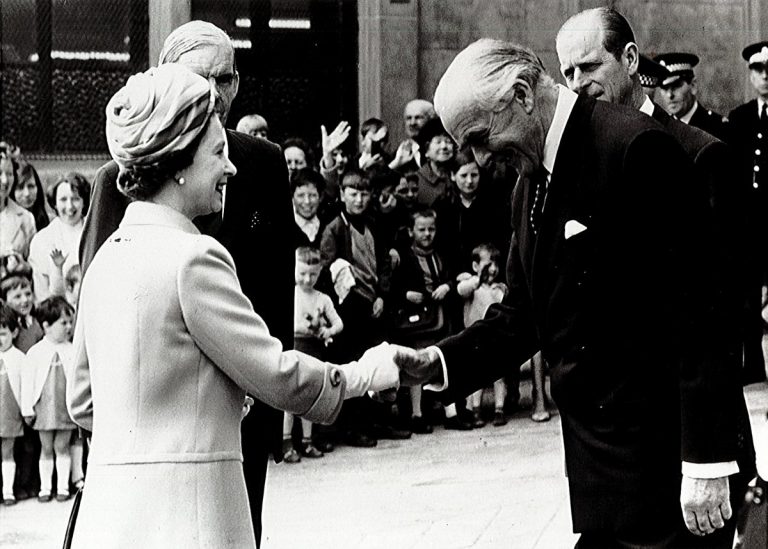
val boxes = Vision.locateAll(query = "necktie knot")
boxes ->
[761,103,767,122]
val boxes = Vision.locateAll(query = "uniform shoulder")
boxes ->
[729,100,756,119]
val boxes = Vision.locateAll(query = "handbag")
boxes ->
[394,301,445,338]
[734,475,767,548]
[61,486,83,549]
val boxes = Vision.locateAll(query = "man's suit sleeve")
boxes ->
[435,228,538,404]
[79,161,127,274]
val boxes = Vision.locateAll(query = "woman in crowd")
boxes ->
[415,118,456,207]
[66,63,398,548]
[27,172,90,302]
[283,137,314,181]
[1,153,37,261]
[291,168,328,248]
[12,160,50,231]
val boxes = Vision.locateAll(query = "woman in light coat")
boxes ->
[66,63,400,548]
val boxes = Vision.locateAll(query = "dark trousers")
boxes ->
[576,471,751,549]
[13,424,41,498]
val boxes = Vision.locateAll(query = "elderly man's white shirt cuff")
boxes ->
[423,346,448,392]
[682,461,739,479]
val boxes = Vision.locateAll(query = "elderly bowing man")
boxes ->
[395,39,749,548]
[67,63,401,548]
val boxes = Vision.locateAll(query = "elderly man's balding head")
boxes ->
[158,21,240,124]
[403,99,436,139]
[434,39,554,171]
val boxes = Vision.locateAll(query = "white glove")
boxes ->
[339,342,401,399]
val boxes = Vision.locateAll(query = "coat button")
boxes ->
[755,165,761,172]
[754,182,760,189]
[757,149,762,156]
[759,133,764,139]
[329,368,342,387]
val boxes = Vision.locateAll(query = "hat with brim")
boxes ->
[744,41,768,69]
[654,52,698,87]
[638,54,670,88]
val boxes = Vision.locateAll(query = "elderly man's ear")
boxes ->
[510,80,536,114]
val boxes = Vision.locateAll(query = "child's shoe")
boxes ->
[410,415,433,434]
[38,490,52,503]
[492,410,507,426]
[471,410,486,428]
[283,448,301,463]
[300,443,324,459]
[2,495,16,506]
[56,491,70,502]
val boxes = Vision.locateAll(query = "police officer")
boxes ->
[655,52,729,140]
[637,53,668,97]
[728,41,768,384]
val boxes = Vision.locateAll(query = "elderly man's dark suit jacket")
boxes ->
[79,130,294,541]
[436,95,751,535]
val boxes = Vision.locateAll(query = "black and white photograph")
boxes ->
[1,1,767,548]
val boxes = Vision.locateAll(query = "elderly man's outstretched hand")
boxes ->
[391,345,442,387]
[680,475,731,536]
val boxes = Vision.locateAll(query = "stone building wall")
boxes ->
[368,0,767,136]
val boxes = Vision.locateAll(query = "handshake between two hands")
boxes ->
[348,342,442,399]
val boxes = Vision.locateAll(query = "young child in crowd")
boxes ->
[320,168,394,446]
[21,296,76,502]
[392,209,466,432]
[0,304,25,505]
[457,244,509,427]
[1,272,42,353]
[0,272,42,499]
[283,247,344,463]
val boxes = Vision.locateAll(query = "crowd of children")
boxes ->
[0,144,88,505]
[278,102,523,463]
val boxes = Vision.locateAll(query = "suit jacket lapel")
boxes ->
[529,96,594,295]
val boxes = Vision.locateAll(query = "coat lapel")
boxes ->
[529,96,594,298]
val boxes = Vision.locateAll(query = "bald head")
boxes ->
[159,21,240,124]
[556,8,642,107]
[403,99,436,139]
[435,39,556,171]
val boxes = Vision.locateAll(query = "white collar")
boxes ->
[679,101,698,124]
[542,85,578,176]
[120,201,200,235]
[640,95,655,116]
[758,97,768,117]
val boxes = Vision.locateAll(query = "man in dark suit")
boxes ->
[397,38,750,548]
[729,41,768,385]
[554,8,761,390]
[653,52,729,141]
[79,21,293,548]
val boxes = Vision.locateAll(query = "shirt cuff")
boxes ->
[423,346,448,392]
[681,461,739,479]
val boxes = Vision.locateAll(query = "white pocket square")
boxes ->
[564,220,588,239]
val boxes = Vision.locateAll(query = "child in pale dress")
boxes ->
[456,244,509,427]
[21,296,75,502]
[0,304,25,505]
[1,272,42,499]
[283,247,344,463]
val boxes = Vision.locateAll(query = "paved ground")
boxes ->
[2,381,766,549]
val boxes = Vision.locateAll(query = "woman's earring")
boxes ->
[177,177,185,186]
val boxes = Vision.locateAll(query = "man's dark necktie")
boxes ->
[529,168,549,236]
[761,103,768,125]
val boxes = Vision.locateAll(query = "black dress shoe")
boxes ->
[444,416,473,430]
[410,415,434,434]
[344,432,378,447]
[372,425,412,440]
[314,439,335,453]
